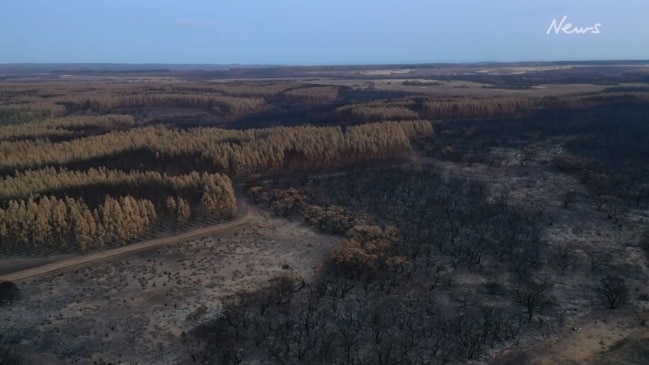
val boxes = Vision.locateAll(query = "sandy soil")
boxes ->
[1,212,339,364]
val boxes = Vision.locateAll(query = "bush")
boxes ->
[0,281,20,305]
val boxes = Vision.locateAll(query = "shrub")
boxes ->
[0,281,20,305]
[600,275,629,309]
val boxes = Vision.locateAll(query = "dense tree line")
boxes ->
[337,92,649,122]
[0,115,134,141]
[0,168,234,203]
[336,100,419,121]
[282,86,339,103]
[69,94,268,115]
[168,82,300,97]
[0,195,156,253]
[0,171,236,254]
[420,96,580,119]
[339,105,419,122]
[0,121,433,175]
[0,189,234,255]
[172,82,339,102]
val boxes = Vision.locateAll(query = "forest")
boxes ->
[1,76,649,364]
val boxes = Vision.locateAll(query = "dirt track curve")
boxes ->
[0,201,257,283]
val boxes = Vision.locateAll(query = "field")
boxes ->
[1,61,649,364]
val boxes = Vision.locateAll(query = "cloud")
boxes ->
[169,19,218,29]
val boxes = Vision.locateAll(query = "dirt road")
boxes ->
[0,201,257,283]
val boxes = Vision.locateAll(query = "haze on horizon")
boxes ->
[1,0,648,65]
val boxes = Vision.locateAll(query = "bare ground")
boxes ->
[1,212,339,364]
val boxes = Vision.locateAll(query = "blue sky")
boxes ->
[1,0,647,64]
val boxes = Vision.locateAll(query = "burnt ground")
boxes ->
[1,213,338,364]
[409,141,649,365]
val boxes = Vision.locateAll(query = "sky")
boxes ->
[1,0,648,65]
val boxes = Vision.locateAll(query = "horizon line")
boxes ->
[2,59,649,68]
